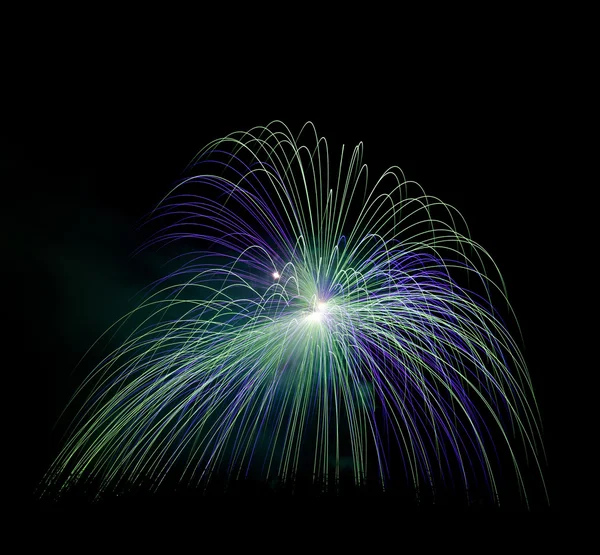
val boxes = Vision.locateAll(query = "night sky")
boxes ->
[8,45,559,521]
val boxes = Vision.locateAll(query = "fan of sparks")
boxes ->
[42,121,547,506]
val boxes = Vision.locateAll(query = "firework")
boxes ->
[41,121,547,507]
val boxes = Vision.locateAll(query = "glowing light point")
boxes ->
[307,311,323,323]
[273,271,280,279]
[306,300,328,323]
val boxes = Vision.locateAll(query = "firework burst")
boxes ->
[41,121,547,507]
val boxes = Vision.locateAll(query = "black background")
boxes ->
[6,22,559,526]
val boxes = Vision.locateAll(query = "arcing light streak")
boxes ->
[41,121,547,507]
